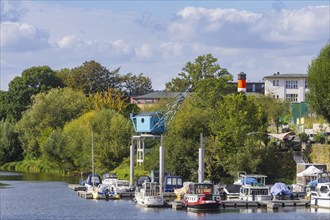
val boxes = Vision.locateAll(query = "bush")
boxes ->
[299,132,308,143]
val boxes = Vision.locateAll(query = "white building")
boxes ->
[263,73,308,102]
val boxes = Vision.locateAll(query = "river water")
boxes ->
[1,171,329,220]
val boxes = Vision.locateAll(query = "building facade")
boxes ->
[263,73,308,102]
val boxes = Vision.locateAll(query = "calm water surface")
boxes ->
[1,171,329,220]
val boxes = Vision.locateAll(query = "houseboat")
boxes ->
[239,174,272,201]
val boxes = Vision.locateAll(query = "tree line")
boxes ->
[1,43,329,183]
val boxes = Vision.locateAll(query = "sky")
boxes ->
[1,0,329,91]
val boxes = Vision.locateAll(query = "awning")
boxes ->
[268,131,295,141]
[297,165,323,177]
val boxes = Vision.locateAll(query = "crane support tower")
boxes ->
[130,84,192,135]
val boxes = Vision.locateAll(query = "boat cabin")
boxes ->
[240,174,267,186]
[103,173,117,180]
[81,173,102,188]
[142,182,161,196]
[164,176,183,192]
[190,183,214,195]
[136,175,151,188]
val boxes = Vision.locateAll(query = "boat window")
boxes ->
[172,178,177,185]
[320,186,329,193]
[167,178,172,185]
[92,177,100,183]
[177,178,182,186]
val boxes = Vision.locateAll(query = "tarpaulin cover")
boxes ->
[242,177,257,185]
[307,179,318,186]
[271,182,291,196]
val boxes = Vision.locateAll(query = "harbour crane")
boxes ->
[130,84,192,135]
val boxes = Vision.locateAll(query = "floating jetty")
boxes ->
[69,184,176,199]
[167,199,310,210]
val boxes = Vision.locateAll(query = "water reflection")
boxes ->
[0,170,79,183]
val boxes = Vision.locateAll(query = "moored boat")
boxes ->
[135,182,165,207]
[183,182,221,212]
[239,174,272,201]
[310,172,330,209]
[80,173,102,192]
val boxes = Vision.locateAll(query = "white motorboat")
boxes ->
[135,182,164,207]
[239,174,272,201]
[310,172,330,209]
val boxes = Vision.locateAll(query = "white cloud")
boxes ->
[1,2,329,91]
[58,35,81,49]
[0,21,50,51]
[135,44,153,59]
[0,0,26,22]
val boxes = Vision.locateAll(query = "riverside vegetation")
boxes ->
[1,44,330,184]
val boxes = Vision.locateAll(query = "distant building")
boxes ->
[130,91,181,109]
[263,72,308,102]
[228,81,264,94]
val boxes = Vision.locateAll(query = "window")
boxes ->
[252,84,255,92]
[286,80,298,89]
[286,94,298,102]
[305,80,308,89]
[273,80,279,86]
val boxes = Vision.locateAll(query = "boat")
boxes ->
[310,172,330,209]
[109,179,131,194]
[102,173,118,184]
[183,182,221,212]
[164,175,183,192]
[223,171,246,200]
[270,182,293,200]
[80,173,102,192]
[135,182,165,207]
[239,174,272,201]
[92,184,120,200]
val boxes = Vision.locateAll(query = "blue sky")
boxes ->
[1,0,329,91]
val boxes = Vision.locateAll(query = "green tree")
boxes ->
[62,111,95,172]
[206,93,268,182]
[42,128,73,172]
[7,66,64,121]
[0,120,23,165]
[92,109,132,171]
[66,60,120,94]
[61,110,132,173]
[307,43,330,123]
[165,54,231,92]
[89,88,128,113]
[165,96,212,181]
[120,73,153,95]
[256,95,290,133]
[16,88,87,159]
[0,91,10,121]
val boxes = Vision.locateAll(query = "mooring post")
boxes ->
[159,134,164,193]
[198,133,204,183]
[130,137,134,189]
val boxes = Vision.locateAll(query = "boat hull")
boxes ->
[136,195,164,207]
[186,201,221,212]
[184,194,221,211]
[240,195,272,201]
[311,196,330,209]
